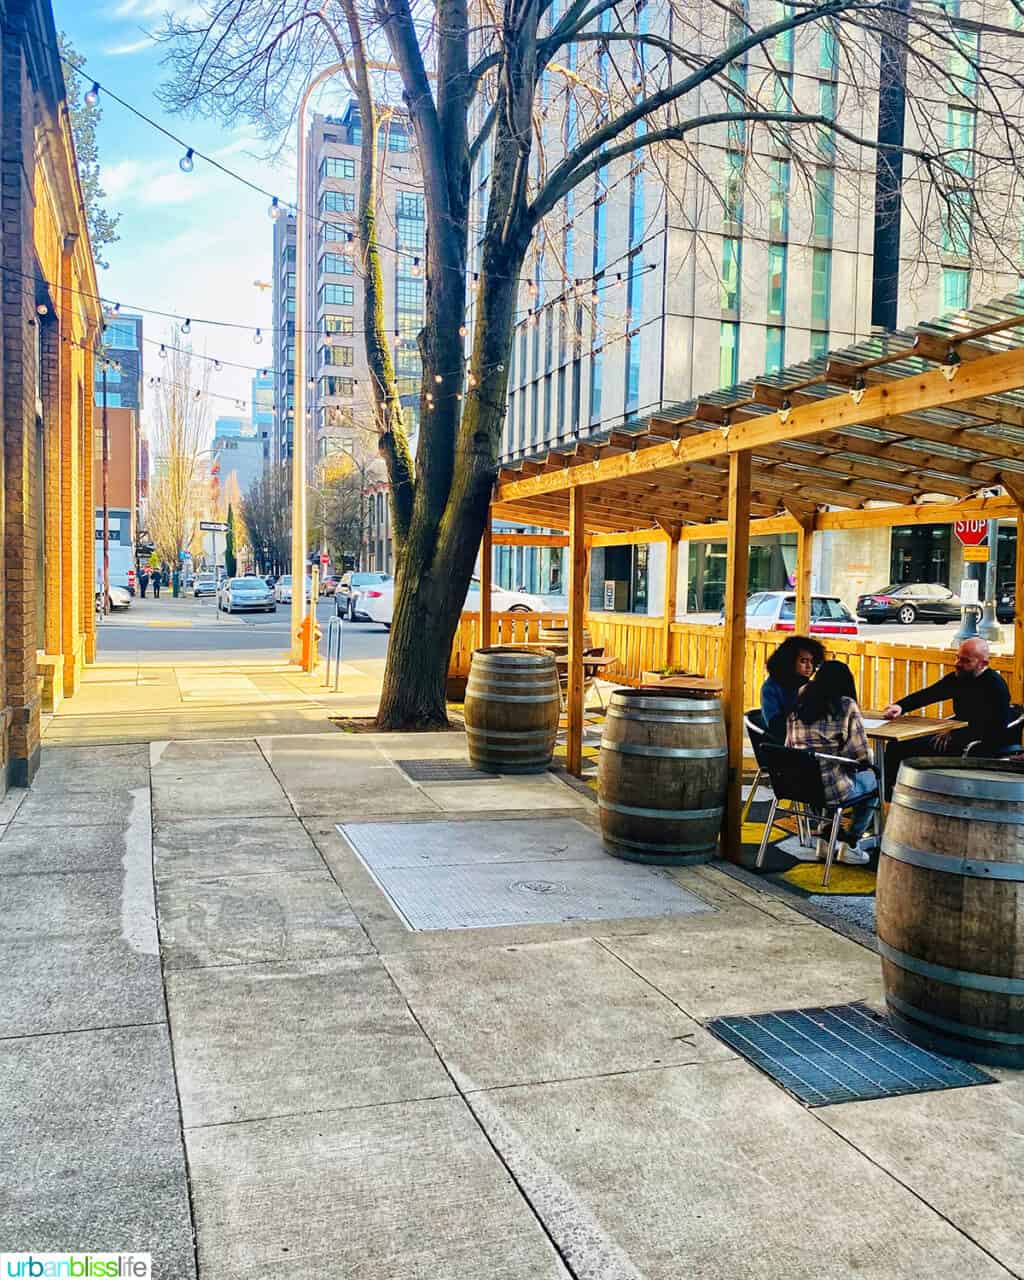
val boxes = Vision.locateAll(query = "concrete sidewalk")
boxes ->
[1,730,1021,1279]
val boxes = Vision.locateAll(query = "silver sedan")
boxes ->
[219,577,277,613]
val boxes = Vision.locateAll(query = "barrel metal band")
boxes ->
[465,691,560,704]
[882,837,1024,882]
[602,740,728,760]
[606,709,722,726]
[611,698,720,714]
[885,991,1024,1045]
[878,938,1024,995]
[607,833,717,853]
[899,763,1024,801]
[598,798,723,821]
[465,727,556,742]
[890,789,1024,825]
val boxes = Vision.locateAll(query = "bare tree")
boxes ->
[159,0,1024,727]
[243,463,293,574]
[147,345,211,574]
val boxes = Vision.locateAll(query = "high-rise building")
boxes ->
[478,1,1024,607]
[97,312,143,410]
[95,312,145,581]
[296,103,423,466]
[252,370,274,462]
[271,211,296,462]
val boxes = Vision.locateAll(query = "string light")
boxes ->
[179,148,195,174]
[459,324,467,337]
[158,344,167,358]
[527,281,537,299]
[254,329,263,345]
[84,82,100,107]
[36,304,48,316]
[268,196,283,220]
[213,360,222,371]
[411,258,422,278]
[180,318,191,335]
[434,373,443,384]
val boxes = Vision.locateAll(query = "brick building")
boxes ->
[2,0,103,784]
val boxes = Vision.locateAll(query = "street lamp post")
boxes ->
[291,61,348,663]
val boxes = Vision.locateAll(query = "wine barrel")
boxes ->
[878,758,1024,1067]
[536,625,592,655]
[598,688,727,864]
[464,647,560,774]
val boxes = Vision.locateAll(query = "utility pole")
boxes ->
[101,358,110,615]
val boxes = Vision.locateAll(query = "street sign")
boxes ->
[954,519,988,546]
[320,553,329,567]
[199,520,228,532]
[960,579,980,604]
[963,545,989,562]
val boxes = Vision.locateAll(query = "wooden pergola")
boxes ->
[481,294,1024,857]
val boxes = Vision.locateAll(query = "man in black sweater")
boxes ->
[880,638,1015,792]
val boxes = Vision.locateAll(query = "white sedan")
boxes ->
[274,574,312,604]
[359,577,546,628]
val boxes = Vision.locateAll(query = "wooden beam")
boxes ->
[816,495,1015,530]
[590,528,670,547]
[722,451,751,863]
[496,345,1024,505]
[784,501,815,636]
[662,533,680,667]
[678,514,801,541]
[567,489,586,776]
[491,533,569,547]
[1016,511,1024,704]
[480,510,493,648]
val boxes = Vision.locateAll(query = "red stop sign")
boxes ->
[319,553,329,566]
[954,519,988,546]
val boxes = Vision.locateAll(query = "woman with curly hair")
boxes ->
[760,634,825,739]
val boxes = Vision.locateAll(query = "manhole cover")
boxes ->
[511,879,567,895]
[396,758,494,782]
[707,1002,995,1106]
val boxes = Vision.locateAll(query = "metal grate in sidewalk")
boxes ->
[707,1002,995,1106]
[396,758,497,782]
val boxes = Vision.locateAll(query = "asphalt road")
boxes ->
[96,592,393,661]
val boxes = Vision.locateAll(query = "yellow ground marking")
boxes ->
[781,862,876,895]
[146,621,194,628]
[742,821,788,846]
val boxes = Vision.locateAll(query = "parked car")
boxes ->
[274,574,312,604]
[731,590,859,636]
[335,571,393,620]
[219,576,276,613]
[193,573,218,598]
[357,577,546,629]
[855,582,962,625]
[998,586,1015,624]
[96,583,131,611]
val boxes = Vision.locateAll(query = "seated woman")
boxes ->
[760,635,825,740]
[785,660,877,866]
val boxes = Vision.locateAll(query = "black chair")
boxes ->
[962,705,1024,758]
[742,709,814,847]
[755,744,880,887]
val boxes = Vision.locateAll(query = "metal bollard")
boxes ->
[324,616,344,691]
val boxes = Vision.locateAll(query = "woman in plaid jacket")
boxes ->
[785,660,878,866]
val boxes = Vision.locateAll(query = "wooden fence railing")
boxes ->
[451,611,1013,715]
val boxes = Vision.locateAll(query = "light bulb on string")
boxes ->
[434,374,442,384]
[159,344,167,359]
[181,318,191,335]
[458,324,467,338]
[342,233,354,255]
[254,329,263,345]
[36,304,48,316]
[268,196,282,220]
[410,257,422,278]
[591,287,600,305]
[213,360,222,372]
[84,82,100,107]
[468,373,477,387]
[527,309,536,327]
[527,281,537,299]
[194,389,202,400]
[179,148,195,173]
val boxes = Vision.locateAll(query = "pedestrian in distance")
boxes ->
[152,570,161,599]
[138,568,149,598]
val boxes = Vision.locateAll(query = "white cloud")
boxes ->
[105,36,156,55]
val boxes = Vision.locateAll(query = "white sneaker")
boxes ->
[837,842,870,866]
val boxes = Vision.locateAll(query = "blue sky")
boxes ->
[53,0,308,442]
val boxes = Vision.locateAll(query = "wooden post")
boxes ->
[661,527,680,668]
[567,488,586,775]
[1016,512,1024,703]
[721,450,751,860]
[480,508,493,648]
[783,501,816,637]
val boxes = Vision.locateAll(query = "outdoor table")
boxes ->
[863,713,967,800]
[640,675,724,694]
[554,654,618,673]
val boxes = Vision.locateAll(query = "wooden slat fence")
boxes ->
[452,612,1010,716]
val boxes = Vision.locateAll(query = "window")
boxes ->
[1013,0,1024,28]
[321,191,355,213]
[772,73,794,144]
[721,237,741,311]
[942,266,969,310]
[321,223,353,242]
[765,326,784,374]
[100,390,122,407]
[320,157,355,180]
[320,252,353,275]
[719,322,739,386]
[811,249,831,327]
[818,81,837,155]
[589,348,603,423]
[725,152,744,224]
[543,375,552,438]
[625,260,643,415]
[102,320,137,349]
[593,195,607,273]
[286,271,297,290]
[381,124,410,152]
[320,376,355,397]
[726,63,747,148]
[813,166,834,238]
[287,297,296,314]
[809,330,829,359]
[322,345,354,366]
[324,315,354,335]
[947,27,977,100]
[396,191,424,221]
[774,2,793,62]
[819,20,838,73]
[318,284,354,307]
[628,161,645,249]
[946,106,975,177]
[767,243,787,319]
[942,189,972,257]
[769,159,789,237]
[531,379,540,444]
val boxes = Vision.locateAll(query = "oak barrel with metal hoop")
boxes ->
[598,688,727,864]
[536,625,593,653]
[464,647,561,774]
[878,758,1024,1067]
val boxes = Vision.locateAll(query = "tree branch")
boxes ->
[469,100,498,168]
